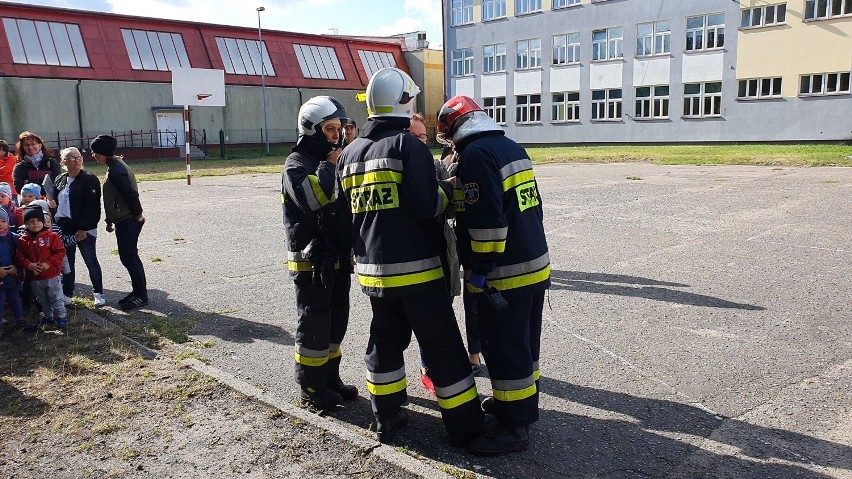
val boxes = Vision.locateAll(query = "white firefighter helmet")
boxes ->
[297,96,349,137]
[365,67,420,118]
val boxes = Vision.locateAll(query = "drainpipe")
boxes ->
[76,80,84,148]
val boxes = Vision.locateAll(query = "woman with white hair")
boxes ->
[53,146,105,307]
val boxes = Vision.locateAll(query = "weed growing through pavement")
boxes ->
[439,465,476,479]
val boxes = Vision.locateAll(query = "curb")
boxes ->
[77,308,460,479]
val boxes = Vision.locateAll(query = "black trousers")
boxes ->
[293,268,350,394]
[476,286,545,429]
[366,280,484,441]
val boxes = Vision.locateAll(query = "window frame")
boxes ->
[552,32,581,65]
[451,0,474,26]
[804,0,852,20]
[686,13,726,52]
[551,91,580,122]
[516,0,543,15]
[634,85,670,119]
[483,96,507,124]
[482,0,507,21]
[515,94,542,124]
[552,0,581,9]
[799,72,851,96]
[121,28,191,71]
[741,3,787,28]
[2,17,90,67]
[451,47,474,77]
[636,20,671,57]
[483,43,507,73]
[592,27,623,61]
[683,82,723,118]
[591,88,623,121]
[737,77,783,100]
[516,38,542,70]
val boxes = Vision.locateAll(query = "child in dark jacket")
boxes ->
[16,205,66,328]
[0,182,20,229]
[0,208,23,335]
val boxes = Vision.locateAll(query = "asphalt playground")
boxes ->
[86,163,852,479]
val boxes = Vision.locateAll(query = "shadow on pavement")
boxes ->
[550,269,765,310]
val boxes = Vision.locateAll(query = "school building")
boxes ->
[442,0,852,143]
[0,1,433,155]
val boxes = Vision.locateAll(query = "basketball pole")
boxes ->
[184,104,191,185]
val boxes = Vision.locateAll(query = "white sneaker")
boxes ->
[63,296,73,305]
[93,293,106,307]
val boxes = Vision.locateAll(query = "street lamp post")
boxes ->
[256,6,270,156]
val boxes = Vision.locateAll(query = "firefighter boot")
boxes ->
[300,388,344,413]
[328,380,358,402]
[375,408,409,444]
[467,425,530,456]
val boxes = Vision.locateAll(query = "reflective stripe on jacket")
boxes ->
[337,117,452,297]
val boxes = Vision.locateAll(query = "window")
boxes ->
[452,48,474,76]
[799,72,851,96]
[483,43,506,73]
[552,33,580,65]
[516,0,543,15]
[591,89,622,120]
[121,29,190,71]
[483,97,507,124]
[741,4,787,28]
[737,77,782,99]
[634,86,670,118]
[553,0,581,8]
[592,27,623,61]
[516,94,542,123]
[483,0,507,20]
[805,0,852,19]
[2,18,89,67]
[686,13,725,52]
[452,0,474,26]
[292,44,341,79]
[683,82,722,117]
[636,21,671,56]
[516,39,542,70]
[216,37,276,76]
[552,92,580,122]
[359,50,397,78]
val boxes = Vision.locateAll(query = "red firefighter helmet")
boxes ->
[436,95,484,135]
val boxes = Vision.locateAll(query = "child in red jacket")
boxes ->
[16,205,67,328]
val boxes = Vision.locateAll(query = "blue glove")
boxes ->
[468,274,487,289]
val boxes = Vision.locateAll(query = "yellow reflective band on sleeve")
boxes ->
[341,170,403,191]
[488,263,551,291]
[367,377,407,396]
[436,385,479,410]
[287,261,313,272]
[471,239,506,253]
[492,383,537,402]
[358,266,444,289]
[436,185,449,214]
[502,170,536,192]
[452,188,465,212]
[307,175,334,208]
[533,368,540,381]
[294,351,329,367]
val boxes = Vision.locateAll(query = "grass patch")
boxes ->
[115,312,199,347]
[150,256,163,262]
[78,144,851,183]
[526,144,852,167]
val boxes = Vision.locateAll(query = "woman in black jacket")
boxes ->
[54,147,105,306]
[13,131,62,195]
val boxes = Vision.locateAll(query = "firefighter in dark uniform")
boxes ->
[337,68,486,445]
[436,95,551,456]
[282,96,357,412]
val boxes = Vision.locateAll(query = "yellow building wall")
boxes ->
[737,1,852,97]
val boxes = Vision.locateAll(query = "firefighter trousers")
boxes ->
[365,280,484,441]
[476,285,545,429]
[293,268,351,394]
